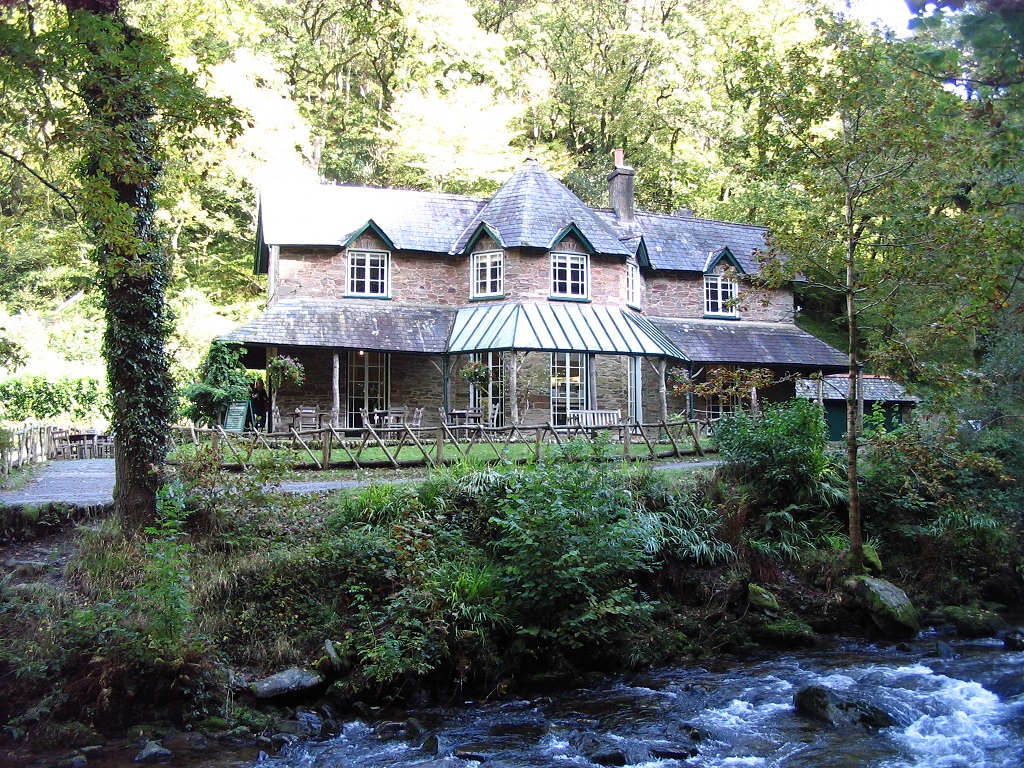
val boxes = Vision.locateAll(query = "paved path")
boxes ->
[0,456,718,508]
[0,459,116,507]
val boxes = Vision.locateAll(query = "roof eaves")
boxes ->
[342,219,396,250]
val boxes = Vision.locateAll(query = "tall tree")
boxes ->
[734,16,1016,570]
[0,0,240,533]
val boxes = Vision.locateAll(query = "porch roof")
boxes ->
[218,299,453,354]
[649,317,848,371]
[449,302,687,358]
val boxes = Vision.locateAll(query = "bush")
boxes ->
[181,342,251,427]
[0,374,107,422]
[713,399,844,511]
[488,462,658,660]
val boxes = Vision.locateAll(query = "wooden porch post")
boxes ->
[509,351,520,425]
[657,358,668,422]
[332,352,341,427]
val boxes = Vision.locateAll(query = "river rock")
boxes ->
[748,584,780,613]
[844,576,919,638]
[133,740,173,763]
[250,668,324,700]
[793,685,896,730]
[1003,628,1024,650]
[942,606,1006,638]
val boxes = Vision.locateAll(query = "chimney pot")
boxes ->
[613,148,625,167]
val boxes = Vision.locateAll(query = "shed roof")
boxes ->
[218,300,453,354]
[449,302,686,358]
[795,376,919,402]
[650,318,848,371]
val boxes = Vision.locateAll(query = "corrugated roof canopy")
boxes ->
[449,302,686,358]
[651,318,848,371]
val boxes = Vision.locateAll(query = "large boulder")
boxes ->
[844,576,919,638]
[942,606,1006,638]
[794,685,897,731]
[250,668,325,701]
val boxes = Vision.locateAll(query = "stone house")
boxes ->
[222,154,846,431]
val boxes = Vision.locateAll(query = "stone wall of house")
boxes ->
[390,354,446,425]
[644,273,794,322]
[269,346,338,430]
[275,235,466,306]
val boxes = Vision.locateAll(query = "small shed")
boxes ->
[796,375,919,441]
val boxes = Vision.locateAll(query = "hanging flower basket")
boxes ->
[459,360,491,387]
[267,355,305,389]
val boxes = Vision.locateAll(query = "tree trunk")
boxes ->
[845,188,864,572]
[75,7,173,535]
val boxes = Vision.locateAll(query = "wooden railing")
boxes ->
[170,417,707,471]
[1,425,60,476]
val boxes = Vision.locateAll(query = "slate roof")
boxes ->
[218,300,453,354]
[596,210,769,274]
[449,302,686,358]
[796,375,919,402]
[649,318,848,371]
[450,160,632,256]
[256,184,485,268]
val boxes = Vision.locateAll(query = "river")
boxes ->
[62,629,1023,768]
[242,629,1021,768]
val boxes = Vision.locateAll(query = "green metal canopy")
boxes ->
[448,302,687,359]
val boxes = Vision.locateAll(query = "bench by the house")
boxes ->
[568,409,622,435]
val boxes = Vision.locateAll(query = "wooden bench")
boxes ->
[568,409,622,437]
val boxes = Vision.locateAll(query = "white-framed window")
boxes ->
[550,251,589,299]
[704,272,739,318]
[626,259,641,308]
[470,250,504,298]
[348,249,390,297]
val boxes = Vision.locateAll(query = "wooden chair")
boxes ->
[292,405,320,432]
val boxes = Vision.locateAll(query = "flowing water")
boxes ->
[257,631,1023,768]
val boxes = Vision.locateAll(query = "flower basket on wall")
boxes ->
[459,360,491,387]
[267,355,305,390]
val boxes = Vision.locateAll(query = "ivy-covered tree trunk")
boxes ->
[70,4,174,534]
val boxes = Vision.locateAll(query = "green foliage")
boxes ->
[182,341,251,426]
[656,488,735,566]
[714,399,843,511]
[0,374,107,422]
[488,461,657,657]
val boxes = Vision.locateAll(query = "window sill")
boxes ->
[469,294,505,301]
[703,313,740,320]
[345,294,392,300]
[549,295,591,303]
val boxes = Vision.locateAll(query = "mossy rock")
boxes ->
[844,576,919,639]
[863,544,883,575]
[748,584,780,612]
[756,617,817,648]
[942,606,1006,638]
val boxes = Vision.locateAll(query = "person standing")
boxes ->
[250,377,270,430]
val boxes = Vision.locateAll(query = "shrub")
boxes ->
[488,462,658,659]
[713,399,844,512]
[181,342,251,426]
[0,374,107,422]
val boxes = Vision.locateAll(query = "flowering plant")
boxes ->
[267,355,305,389]
[458,360,491,386]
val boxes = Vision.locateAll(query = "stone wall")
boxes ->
[644,273,794,323]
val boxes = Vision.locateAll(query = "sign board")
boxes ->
[223,401,250,433]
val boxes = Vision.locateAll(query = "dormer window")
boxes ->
[471,250,504,299]
[348,249,390,297]
[704,272,739,318]
[551,251,589,299]
[626,259,641,308]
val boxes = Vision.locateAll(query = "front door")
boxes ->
[347,350,389,428]
[550,352,587,426]
[469,352,504,427]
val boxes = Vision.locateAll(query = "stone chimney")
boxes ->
[608,148,635,222]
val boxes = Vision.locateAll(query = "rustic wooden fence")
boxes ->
[0,425,59,476]
[170,418,709,471]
